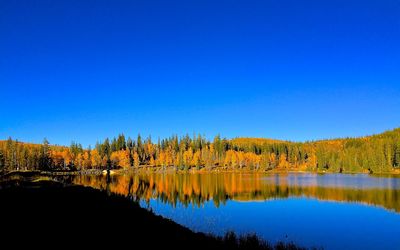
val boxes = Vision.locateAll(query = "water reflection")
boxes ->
[71,172,400,213]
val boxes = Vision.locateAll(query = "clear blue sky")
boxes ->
[1,0,399,147]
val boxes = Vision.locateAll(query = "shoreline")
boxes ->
[1,167,400,178]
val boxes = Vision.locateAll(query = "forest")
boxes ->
[1,128,400,174]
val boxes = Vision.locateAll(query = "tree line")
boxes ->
[1,128,400,173]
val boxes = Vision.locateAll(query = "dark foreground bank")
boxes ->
[0,175,311,250]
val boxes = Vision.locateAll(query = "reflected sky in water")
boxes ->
[143,197,400,250]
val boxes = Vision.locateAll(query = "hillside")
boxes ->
[1,128,399,174]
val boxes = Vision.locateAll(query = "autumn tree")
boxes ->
[82,151,92,169]
[110,150,130,169]
[91,149,101,168]
[133,151,139,168]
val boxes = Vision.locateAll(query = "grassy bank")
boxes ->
[0,174,312,250]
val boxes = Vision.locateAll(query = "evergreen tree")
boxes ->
[0,149,5,172]
[117,134,126,150]
[394,141,400,168]
[102,138,111,159]
[137,134,143,163]
[214,135,222,161]
[39,138,52,170]
[111,138,118,152]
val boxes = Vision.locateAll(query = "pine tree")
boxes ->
[394,141,400,168]
[0,150,5,172]
[39,138,52,170]
[117,134,126,150]
[102,138,111,159]
[137,134,143,162]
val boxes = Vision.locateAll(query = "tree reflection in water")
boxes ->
[71,172,400,213]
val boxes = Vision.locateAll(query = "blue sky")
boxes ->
[1,0,399,147]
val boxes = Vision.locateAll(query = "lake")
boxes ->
[71,172,400,250]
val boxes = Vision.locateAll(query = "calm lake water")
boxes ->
[71,172,400,250]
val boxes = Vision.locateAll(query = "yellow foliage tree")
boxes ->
[82,151,91,169]
[91,149,102,168]
[110,150,131,169]
[149,156,155,166]
[191,150,201,167]
[76,153,84,170]
[133,151,139,168]
[183,148,193,167]
[278,153,289,168]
